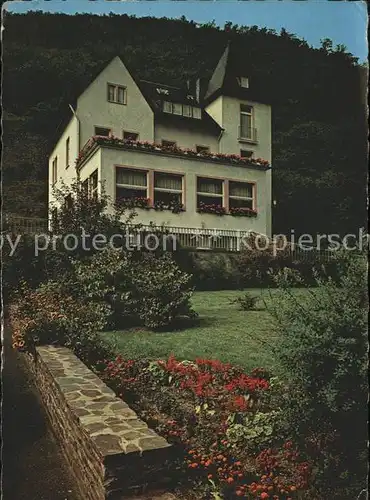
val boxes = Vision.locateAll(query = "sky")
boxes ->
[5,1,368,63]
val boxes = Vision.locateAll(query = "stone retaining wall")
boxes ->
[23,346,173,500]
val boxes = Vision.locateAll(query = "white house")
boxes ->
[49,44,272,250]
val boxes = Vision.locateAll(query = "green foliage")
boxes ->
[226,410,281,447]
[128,252,196,328]
[3,12,367,235]
[268,249,368,495]
[51,179,136,248]
[68,247,196,329]
[10,280,111,350]
[229,292,259,311]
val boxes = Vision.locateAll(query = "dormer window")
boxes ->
[107,83,127,104]
[238,77,249,89]
[162,101,202,119]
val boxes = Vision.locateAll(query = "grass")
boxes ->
[101,288,308,372]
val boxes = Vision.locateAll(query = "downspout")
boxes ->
[68,104,80,180]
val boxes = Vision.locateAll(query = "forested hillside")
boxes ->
[3,12,367,236]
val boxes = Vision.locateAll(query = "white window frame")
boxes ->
[240,105,254,141]
[154,172,184,204]
[162,101,202,119]
[89,170,98,199]
[196,177,224,208]
[115,167,148,200]
[192,107,202,119]
[228,180,254,210]
[107,83,127,104]
[238,77,249,88]
[52,156,58,185]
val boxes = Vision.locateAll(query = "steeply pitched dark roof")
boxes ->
[203,43,272,105]
[137,79,222,135]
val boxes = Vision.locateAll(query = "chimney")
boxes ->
[196,78,201,103]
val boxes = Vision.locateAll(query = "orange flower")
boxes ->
[226,477,234,484]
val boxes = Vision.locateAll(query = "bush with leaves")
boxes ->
[267,249,368,497]
[50,179,136,250]
[229,292,259,311]
[10,280,110,351]
[67,247,196,329]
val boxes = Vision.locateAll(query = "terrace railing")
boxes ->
[2,213,49,235]
[2,214,336,261]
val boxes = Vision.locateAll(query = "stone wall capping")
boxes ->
[23,345,173,500]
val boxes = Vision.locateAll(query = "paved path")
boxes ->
[2,327,80,500]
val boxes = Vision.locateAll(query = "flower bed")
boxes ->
[197,202,227,216]
[98,354,311,499]
[75,136,270,170]
[230,207,258,218]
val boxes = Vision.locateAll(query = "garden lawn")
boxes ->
[101,289,308,372]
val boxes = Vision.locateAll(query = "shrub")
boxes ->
[10,280,110,351]
[128,252,196,328]
[237,233,340,287]
[230,292,259,311]
[267,249,368,496]
[69,248,196,329]
[181,252,242,291]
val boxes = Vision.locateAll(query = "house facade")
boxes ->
[49,45,272,248]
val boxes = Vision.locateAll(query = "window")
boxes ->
[95,126,111,137]
[240,150,254,159]
[173,103,182,115]
[163,101,173,113]
[123,131,139,141]
[238,77,249,88]
[239,104,255,140]
[81,170,98,199]
[161,140,177,148]
[66,137,70,168]
[82,178,89,196]
[89,170,98,199]
[116,167,147,202]
[192,107,202,119]
[154,172,183,205]
[182,105,192,117]
[229,181,254,210]
[52,156,58,185]
[197,177,223,208]
[162,101,202,119]
[107,83,127,104]
[196,145,210,154]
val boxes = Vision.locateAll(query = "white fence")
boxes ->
[2,215,335,261]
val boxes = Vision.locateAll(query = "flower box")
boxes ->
[229,207,258,217]
[117,196,150,209]
[76,136,270,170]
[197,202,226,216]
[153,200,184,214]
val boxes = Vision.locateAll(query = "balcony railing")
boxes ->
[238,126,258,143]
[2,214,336,260]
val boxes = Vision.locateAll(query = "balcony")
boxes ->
[238,126,258,143]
